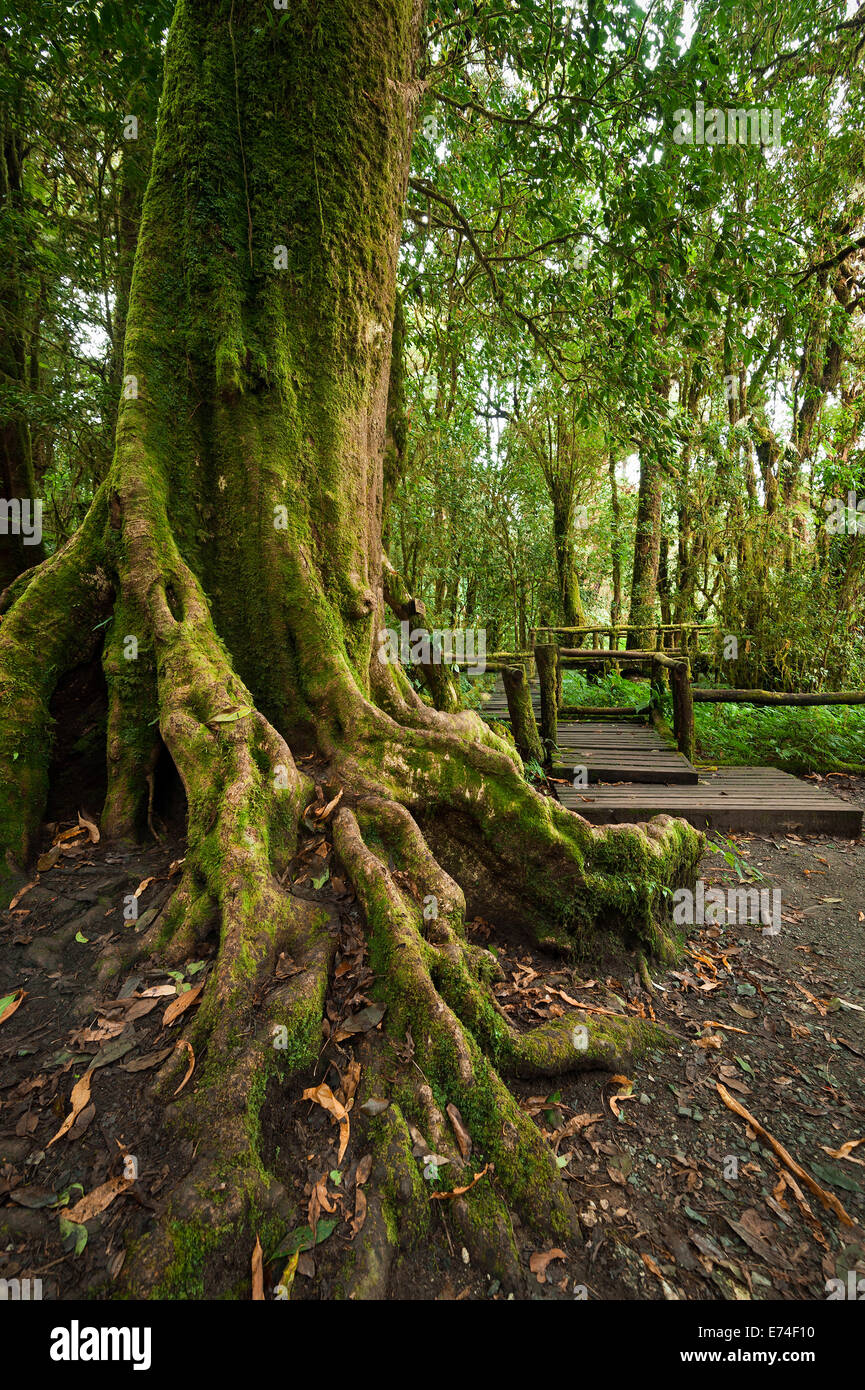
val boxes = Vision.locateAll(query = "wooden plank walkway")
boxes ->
[554,722,698,784]
[556,767,863,836]
[477,676,862,835]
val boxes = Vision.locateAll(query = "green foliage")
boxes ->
[695,702,865,774]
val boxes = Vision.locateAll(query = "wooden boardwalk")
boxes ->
[557,768,862,836]
[478,677,862,836]
[555,722,697,784]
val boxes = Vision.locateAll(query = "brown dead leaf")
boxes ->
[48,1071,93,1146]
[172,1039,195,1095]
[112,997,160,1023]
[66,1102,96,1140]
[354,1154,373,1187]
[8,880,37,911]
[65,1174,133,1224]
[77,811,100,844]
[0,988,26,1026]
[122,1045,175,1072]
[340,1059,362,1106]
[250,1239,264,1301]
[529,1247,567,1283]
[53,825,85,845]
[606,1076,634,1118]
[302,1082,349,1163]
[314,788,343,821]
[251,1236,264,1300]
[133,877,155,899]
[350,1186,367,1238]
[430,1163,493,1202]
[822,1138,865,1165]
[162,982,204,1028]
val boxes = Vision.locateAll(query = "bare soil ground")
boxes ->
[1,772,862,1301]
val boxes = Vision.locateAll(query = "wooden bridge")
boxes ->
[477,629,863,837]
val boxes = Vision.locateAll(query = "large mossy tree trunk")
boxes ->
[0,0,701,1297]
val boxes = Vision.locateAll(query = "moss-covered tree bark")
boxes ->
[0,0,702,1296]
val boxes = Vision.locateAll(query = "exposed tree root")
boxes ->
[0,516,700,1298]
[0,528,699,1296]
[0,490,112,885]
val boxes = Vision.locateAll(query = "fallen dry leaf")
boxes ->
[77,811,100,844]
[302,1082,349,1163]
[0,988,26,1026]
[172,1039,196,1095]
[350,1186,367,1238]
[251,1236,264,1301]
[133,876,155,899]
[162,982,204,1028]
[822,1138,865,1164]
[65,1175,133,1224]
[122,1045,175,1073]
[641,1251,680,1299]
[529,1247,567,1283]
[48,1071,93,1147]
[430,1163,493,1202]
[8,880,37,911]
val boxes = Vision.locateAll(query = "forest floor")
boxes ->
[1,770,863,1302]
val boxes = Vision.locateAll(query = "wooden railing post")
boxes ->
[650,656,665,714]
[670,659,694,761]
[502,664,544,766]
[534,643,558,766]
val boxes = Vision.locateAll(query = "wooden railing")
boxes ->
[476,635,865,774]
[529,623,719,654]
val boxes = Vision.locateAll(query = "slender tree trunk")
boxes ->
[608,452,622,628]
[551,491,585,626]
[0,110,45,587]
[627,446,662,648]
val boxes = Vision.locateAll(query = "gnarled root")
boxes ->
[329,798,670,1294]
[0,491,112,891]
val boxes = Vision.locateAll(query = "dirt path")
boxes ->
[1,775,862,1301]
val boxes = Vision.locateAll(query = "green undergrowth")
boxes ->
[694,701,865,774]
[561,669,649,709]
